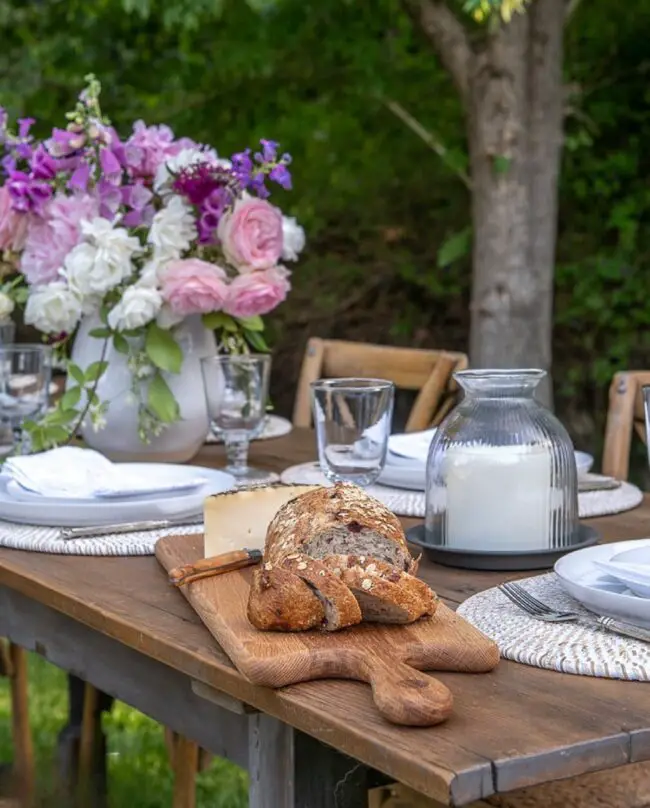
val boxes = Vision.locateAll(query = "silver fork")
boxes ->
[499,581,650,643]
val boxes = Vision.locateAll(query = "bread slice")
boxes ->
[265,483,415,572]
[247,554,362,632]
[247,565,324,632]
[323,554,438,624]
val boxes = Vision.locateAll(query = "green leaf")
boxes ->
[59,387,81,410]
[84,361,108,383]
[42,425,71,444]
[68,364,85,385]
[437,227,472,268]
[236,315,264,332]
[89,327,111,338]
[244,329,269,352]
[202,312,238,332]
[145,322,183,374]
[113,333,129,354]
[44,409,78,427]
[147,373,180,423]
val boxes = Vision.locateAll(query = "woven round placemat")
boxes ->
[457,572,650,680]
[281,463,643,520]
[0,518,204,556]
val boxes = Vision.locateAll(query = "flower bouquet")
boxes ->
[0,76,304,453]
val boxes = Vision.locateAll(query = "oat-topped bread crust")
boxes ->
[322,554,437,624]
[264,482,415,572]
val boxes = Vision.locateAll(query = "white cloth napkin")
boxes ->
[2,447,208,499]
[387,429,437,464]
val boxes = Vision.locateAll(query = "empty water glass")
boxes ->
[311,378,395,486]
[0,345,49,455]
[201,354,272,483]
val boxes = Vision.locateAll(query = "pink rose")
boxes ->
[224,266,291,319]
[161,258,230,317]
[0,185,29,252]
[217,197,283,271]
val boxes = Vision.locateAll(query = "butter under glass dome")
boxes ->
[416,369,590,570]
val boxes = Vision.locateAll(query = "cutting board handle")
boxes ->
[357,653,453,726]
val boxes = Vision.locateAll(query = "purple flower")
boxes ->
[99,147,122,184]
[249,173,270,199]
[231,149,253,187]
[18,118,35,140]
[124,120,192,179]
[120,181,153,227]
[68,161,92,192]
[30,145,58,181]
[269,163,292,190]
[46,128,86,158]
[96,178,121,219]
[255,139,278,164]
[7,170,52,213]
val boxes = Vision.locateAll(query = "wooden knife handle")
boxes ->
[169,549,262,587]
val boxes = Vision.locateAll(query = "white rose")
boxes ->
[148,196,196,262]
[65,219,141,297]
[281,216,306,262]
[107,285,162,332]
[0,291,15,321]
[153,147,231,195]
[25,283,82,335]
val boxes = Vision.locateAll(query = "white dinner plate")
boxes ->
[0,464,235,527]
[555,538,650,628]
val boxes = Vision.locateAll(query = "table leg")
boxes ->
[56,675,113,808]
[248,715,370,808]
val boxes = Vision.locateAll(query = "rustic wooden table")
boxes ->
[1,429,650,808]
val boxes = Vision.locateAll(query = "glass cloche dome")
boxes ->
[424,369,579,555]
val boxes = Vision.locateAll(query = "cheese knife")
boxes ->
[168,549,263,587]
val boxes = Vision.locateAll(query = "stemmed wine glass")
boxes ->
[201,354,275,483]
[310,377,395,487]
[0,345,49,455]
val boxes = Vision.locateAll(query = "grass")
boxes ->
[0,653,248,808]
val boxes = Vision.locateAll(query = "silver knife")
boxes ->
[594,615,650,643]
[57,514,204,541]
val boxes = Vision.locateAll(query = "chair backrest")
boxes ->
[602,371,650,480]
[292,338,468,431]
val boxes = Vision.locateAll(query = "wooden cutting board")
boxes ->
[155,533,500,727]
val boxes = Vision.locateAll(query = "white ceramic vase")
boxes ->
[71,314,217,463]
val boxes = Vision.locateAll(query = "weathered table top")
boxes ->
[1,429,650,805]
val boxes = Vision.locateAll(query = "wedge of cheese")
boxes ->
[203,484,319,558]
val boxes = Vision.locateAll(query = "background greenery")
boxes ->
[1,0,650,802]
[3,0,650,463]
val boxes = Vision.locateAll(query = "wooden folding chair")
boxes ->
[602,371,650,481]
[0,642,34,808]
[293,338,468,431]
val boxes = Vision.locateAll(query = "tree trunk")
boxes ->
[468,0,565,405]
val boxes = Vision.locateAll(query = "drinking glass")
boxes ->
[0,345,49,455]
[310,378,395,486]
[201,354,273,482]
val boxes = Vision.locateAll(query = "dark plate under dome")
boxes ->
[405,523,600,571]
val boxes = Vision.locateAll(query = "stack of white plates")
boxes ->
[0,449,234,528]
[378,430,595,493]
[556,540,650,628]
